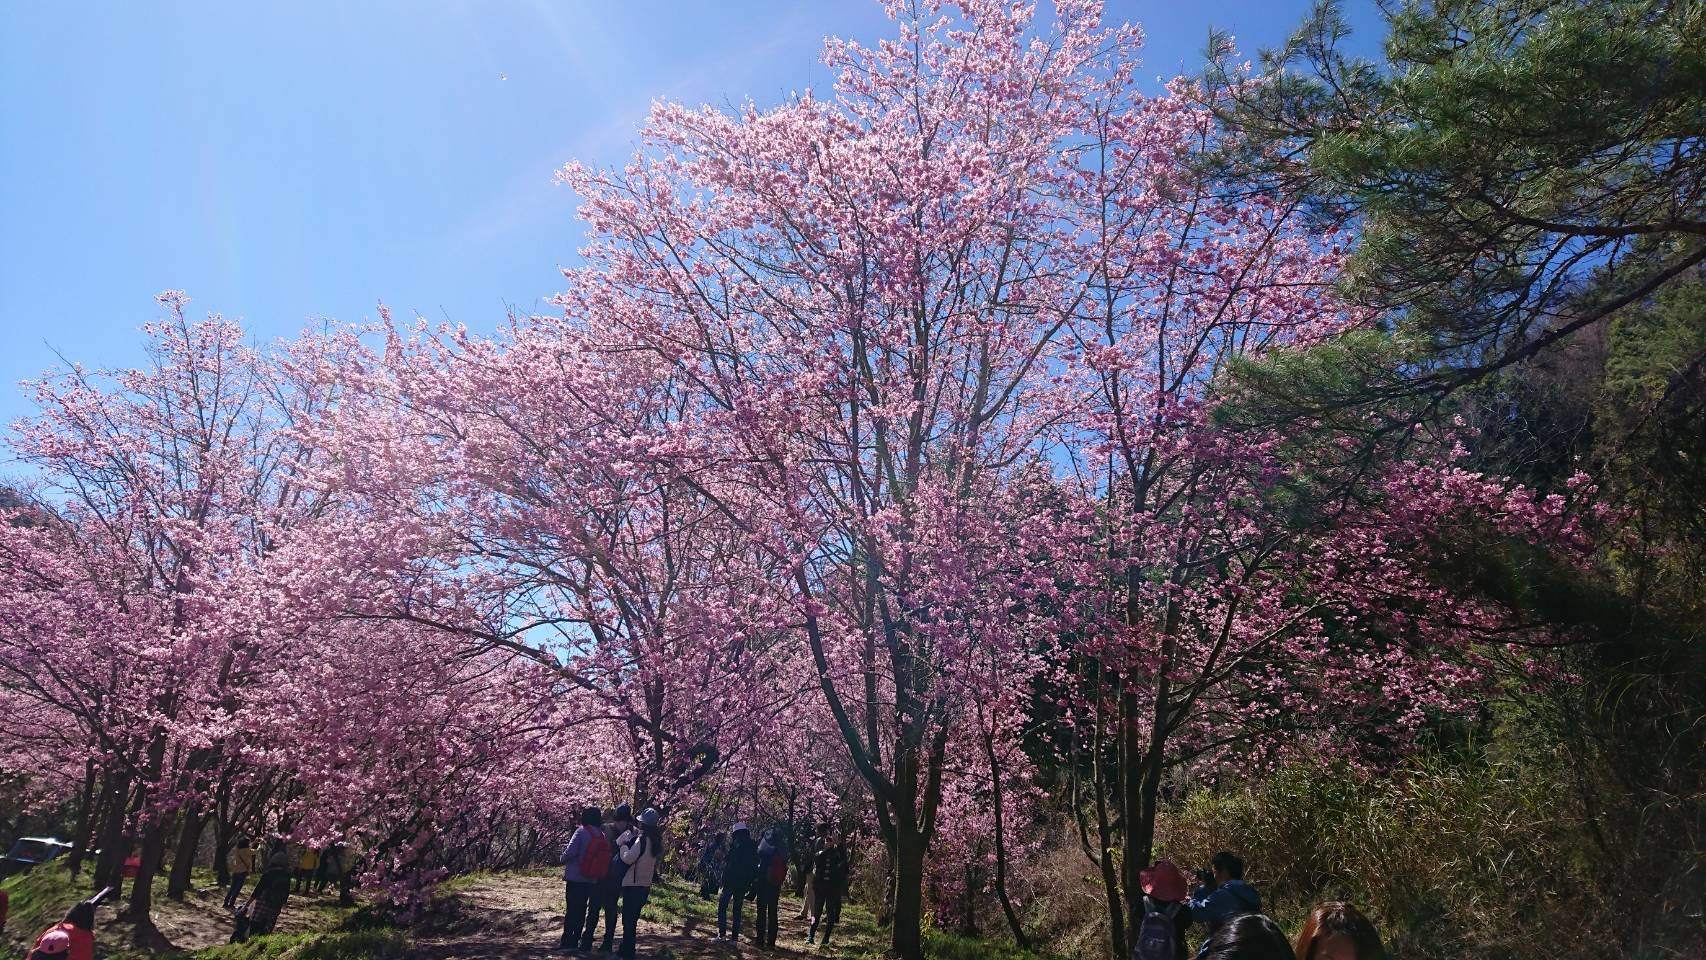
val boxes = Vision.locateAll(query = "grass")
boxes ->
[0,862,83,957]
[634,878,1062,960]
[0,859,402,960]
[188,927,408,960]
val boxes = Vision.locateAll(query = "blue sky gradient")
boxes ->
[0,1,1382,434]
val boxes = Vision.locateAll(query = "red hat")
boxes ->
[35,928,73,955]
[1139,859,1188,902]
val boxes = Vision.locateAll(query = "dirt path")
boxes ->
[408,874,869,960]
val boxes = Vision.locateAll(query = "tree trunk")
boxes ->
[92,773,131,895]
[1120,688,1146,940]
[167,805,206,900]
[125,730,171,946]
[67,760,98,878]
[890,822,928,960]
[962,862,979,936]
[212,768,233,887]
[978,705,1030,951]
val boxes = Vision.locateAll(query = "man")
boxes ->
[1187,851,1261,958]
[582,804,633,953]
[224,837,258,908]
[558,807,608,953]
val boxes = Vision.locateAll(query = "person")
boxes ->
[245,850,293,936]
[795,845,817,922]
[753,825,789,948]
[294,844,319,894]
[225,837,259,908]
[315,842,342,894]
[714,822,758,944]
[616,808,662,960]
[806,832,851,947]
[1188,851,1261,957]
[696,833,726,899]
[1200,914,1292,960]
[1293,902,1386,960]
[28,901,96,960]
[558,806,610,953]
[1134,859,1192,960]
[582,804,633,954]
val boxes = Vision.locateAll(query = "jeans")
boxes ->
[582,881,620,949]
[754,881,781,947]
[717,881,749,939]
[619,885,650,958]
[562,880,594,948]
[224,871,249,907]
[810,888,844,944]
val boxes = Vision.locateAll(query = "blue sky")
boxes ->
[0,1,1383,433]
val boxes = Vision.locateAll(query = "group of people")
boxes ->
[692,821,852,949]
[223,836,355,941]
[558,803,663,958]
[1134,851,1386,960]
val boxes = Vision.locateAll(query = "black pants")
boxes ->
[582,882,619,949]
[717,881,749,939]
[562,880,594,948]
[619,885,650,959]
[754,881,781,947]
[811,888,844,944]
[224,871,249,907]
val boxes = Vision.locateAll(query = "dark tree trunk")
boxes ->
[890,821,928,960]
[125,729,171,947]
[978,703,1031,951]
[92,773,131,895]
[167,805,206,900]
[67,759,98,878]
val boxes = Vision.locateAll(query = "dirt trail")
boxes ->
[408,874,856,960]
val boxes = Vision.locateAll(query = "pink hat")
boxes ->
[1139,860,1188,902]
[35,929,73,955]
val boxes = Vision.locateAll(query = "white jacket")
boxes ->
[618,829,660,887]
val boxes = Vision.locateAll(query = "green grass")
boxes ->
[1,862,85,958]
[634,878,1061,960]
[188,927,407,960]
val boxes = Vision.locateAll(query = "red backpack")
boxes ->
[766,850,787,886]
[580,829,613,881]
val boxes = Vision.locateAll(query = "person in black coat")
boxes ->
[807,833,852,946]
[715,823,759,943]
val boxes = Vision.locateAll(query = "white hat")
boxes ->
[731,820,749,833]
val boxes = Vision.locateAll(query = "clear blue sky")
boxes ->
[0,1,1383,432]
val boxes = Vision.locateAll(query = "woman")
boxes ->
[1135,859,1191,960]
[1201,914,1292,960]
[615,808,662,960]
[753,826,789,949]
[1293,902,1386,960]
[246,850,293,936]
[28,901,95,960]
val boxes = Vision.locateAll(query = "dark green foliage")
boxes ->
[1206,0,1706,398]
